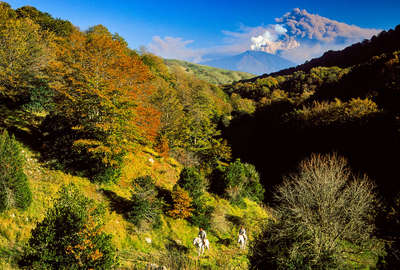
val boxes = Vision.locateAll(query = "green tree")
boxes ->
[147,60,231,168]
[0,130,31,212]
[20,184,117,269]
[22,80,54,112]
[176,167,205,203]
[189,203,214,230]
[175,167,215,229]
[127,176,162,228]
[223,159,264,205]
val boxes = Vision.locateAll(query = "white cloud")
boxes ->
[148,36,203,63]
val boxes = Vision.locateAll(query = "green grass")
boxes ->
[165,59,255,85]
[0,142,269,269]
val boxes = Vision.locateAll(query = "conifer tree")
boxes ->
[20,184,117,269]
[0,130,32,212]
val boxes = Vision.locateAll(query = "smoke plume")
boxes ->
[250,8,380,62]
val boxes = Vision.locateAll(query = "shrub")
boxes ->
[22,82,54,113]
[92,158,123,183]
[0,130,31,212]
[344,97,380,119]
[155,135,170,157]
[20,184,117,269]
[223,159,264,205]
[249,153,377,269]
[127,176,162,228]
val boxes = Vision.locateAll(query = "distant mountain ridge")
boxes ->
[200,50,295,75]
[164,59,255,85]
[248,24,400,81]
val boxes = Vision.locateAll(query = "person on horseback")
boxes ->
[198,227,207,246]
[239,225,247,242]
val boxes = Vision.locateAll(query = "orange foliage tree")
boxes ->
[168,186,194,219]
[47,25,160,180]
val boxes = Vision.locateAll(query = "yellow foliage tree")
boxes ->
[0,15,53,99]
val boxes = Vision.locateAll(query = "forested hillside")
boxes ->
[247,24,400,79]
[164,59,255,85]
[1,1,400,269]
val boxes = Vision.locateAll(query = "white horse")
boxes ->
[193,237,209,255]
[238,234,247,249]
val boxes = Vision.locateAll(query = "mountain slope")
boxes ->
[250,24,400,80]
[164,59,255,84]
[200,50,295,75]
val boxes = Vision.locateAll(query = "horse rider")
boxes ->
[198,227,207,246]
[239,225,247,242]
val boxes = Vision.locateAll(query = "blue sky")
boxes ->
[6,0,400,63]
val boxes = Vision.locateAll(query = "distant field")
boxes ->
[164,59,255,85]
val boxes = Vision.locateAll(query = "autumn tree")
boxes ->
[168,186,193,219]
[0,2,16,21]
[45,26,160,181]
[0,11,53,101]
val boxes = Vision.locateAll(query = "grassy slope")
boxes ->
[164,59,255,85]
[0,141,269,269]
